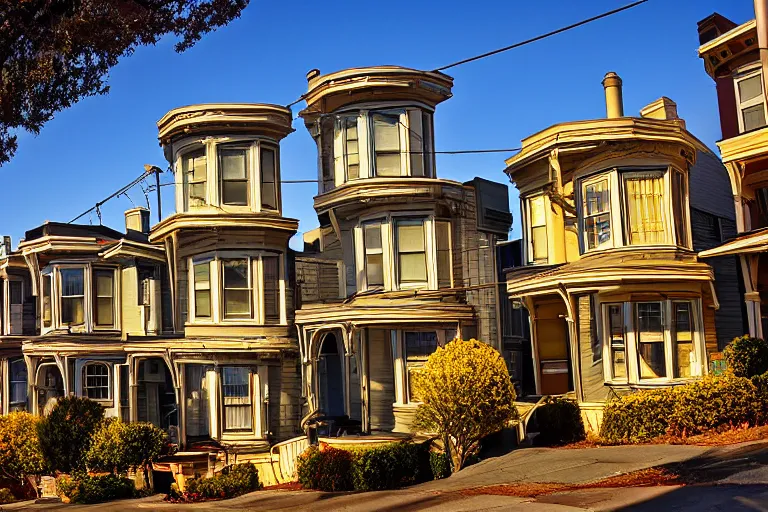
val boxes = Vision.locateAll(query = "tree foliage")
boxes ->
[0,412,45,485]
[0,0,249,164]
[724,335,768,378]
[37,396,104,473]
[413,338,517,471]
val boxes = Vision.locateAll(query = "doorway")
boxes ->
[318,333,345,416]
[534,299,573,395]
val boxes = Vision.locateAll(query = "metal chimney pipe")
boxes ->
[602,72,624,118]
[755,0,768,100]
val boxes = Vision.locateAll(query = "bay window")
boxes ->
[372,112,402,176]
[672,170,690,248]
[624,171,666,245]
[222,259,251,319]
[735,69,767,133]
[83,363,110,400]
[527,195,548,263]
[183,149,207,208]
[60,268,85,326]
[93,269,115,327]
[583,177,611,250]
[219,145,249,206]
[260,146,278,210]
[607,304,626,380]
[636,302,665,379]
[335,116,360,180]
[193,261,212,318]
[435,221,452,288]
[396,219,428,285]
[262,256,280,323]
[363,222,384,289]
[222,367,252,431]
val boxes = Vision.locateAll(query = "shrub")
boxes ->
[0,488,14,504]
[296,446,353,491]
[0,412,45,490]
[57,473,136,504]
[752,371,768,424]
[412,338,517,470]
[724,335,768,378]
[177,463,261,502]
[38,396,104,473]
[601,374,764,444]
[87,419,165,488]
[534,397,586,446]
[350,442,428,491]
[429,451,451,480]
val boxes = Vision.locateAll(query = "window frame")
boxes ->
[221,258,253,320]
[361,220,385,291]
[9,358,27,409]
[181,148,208,210]
[621,169,670,247]
[525,194,548,264]
[581,173,614,252]
[221,366,254,433]
[92,268,116,329]
[217,143,251,207]
[82,362,111,401]
[734,66,768,134]
[394,217,429,289]
[259,144,279,211]
[58,266,87,328]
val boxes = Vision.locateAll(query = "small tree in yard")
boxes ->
[0,412,45,497]
[38,396,104,473]
[413,339,517,471]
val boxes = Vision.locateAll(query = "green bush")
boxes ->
[296,446,353,491]
[0,488,15,504]
[178,463,261,502]
[38,396,104,472]
[350,442,428,491]
[601,374,764,444]
[751,371,768,423]
[57,473,136,504]
[0,412,45,488]
[724,335,768,377]
[429,451,451,480]
[534,397,586,446]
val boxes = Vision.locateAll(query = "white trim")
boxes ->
[734,66,768,134]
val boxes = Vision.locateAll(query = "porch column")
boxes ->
[24,355,37,416]
[128,356,138,423]
[746,292,763,339]
[342,327,352,418]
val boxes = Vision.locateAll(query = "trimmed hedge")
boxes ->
[724,336,768,378]
[56,473,136,504]
[601,374,765,443]
[429,451,451,480]
[534,397,586,446]
[297,442,433,492]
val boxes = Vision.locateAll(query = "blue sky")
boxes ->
[2,0,755,250]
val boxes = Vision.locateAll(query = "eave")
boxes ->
[18,236,112,256]
[698,19,756,55]
[699,227,768,258]
[717,125,768,164]
[99,239,167,263]
[149,213,299,243]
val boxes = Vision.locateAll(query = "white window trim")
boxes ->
[524,193,549,264]
[217,365,267,440]
[734,66,768,134]
[2,277,24,335]
[391,329,448,406]
[188,251,286,326]
[580,172,618,253]
[92,267,119,331]
[82,362,112,402]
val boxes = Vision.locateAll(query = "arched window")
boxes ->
[83,363,110,400]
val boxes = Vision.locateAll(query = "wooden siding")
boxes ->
[366,328,395,431]
[689,149,736,222]
[269,356,302,441]
[295,258,341,305]
[577,295,608,402]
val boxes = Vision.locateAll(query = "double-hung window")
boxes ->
[396,219,427,286]
[262,256,280,323]
[528,195,548,263]
[83,363,110,400]
[260,145,278,210]
[9,359,27,410]
[624,171,666,245]
[222,367,252,431]
[735,69,768,133]
[372,112,402,176]
[193,261,211,318]
[219,145,249,206]
[435,221,452,288]
[60,268,85,326]
[405,331,438,402]
[672,170,689,248]
[93,269,114,327]
[606,304,626,380]
[183,149,207,208]
[583,177,611,250]
[363,222,384,289]
[335,116,360,180]
[636,302,666,379]
[222,259,251,319]
[672,302,693,378]
[42,273,52,328]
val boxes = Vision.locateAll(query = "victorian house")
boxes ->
[696,4,768,339]
[294,66,512,435]
[503,73,743,429]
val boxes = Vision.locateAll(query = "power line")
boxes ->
[434,0,649,72]
[69,168,160,224]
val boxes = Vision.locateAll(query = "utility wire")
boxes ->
[68,168,160,224]
[434,0,649,71]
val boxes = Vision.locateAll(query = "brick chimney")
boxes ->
[125,207,150,235]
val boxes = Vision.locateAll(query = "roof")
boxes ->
[699,227,768,258]
[23,222,126,242]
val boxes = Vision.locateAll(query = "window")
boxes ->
[260,146,277,210]
[222,367,252,431]
[42,274,52,328]
[673,302,693,378]
[672,170,689,248]
[218,145,249,206]
[636,302,665,379]
[408,110,425,177]
[396,220,427,284]
[405,331,438,402]
[9,359,26,409]
[60,268,85,325]
[735,70,767,133]
[372,113,401,176]
[185,365,210,437]
[435,221,452,288]
[583,178,611,250]
[83,363,110,400]
[262,255,280,323]
[9,280,22,304]
[183,149,207,208]
[624,171,666,245]
[528,195,548,263]
[193,261,211,318]
[364,222,384,288]
[93,269,114,327]
[339,117,360,180]
[222,259,251,319]
[607,304,626,380]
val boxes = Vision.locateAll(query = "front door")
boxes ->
[535,300,572,395]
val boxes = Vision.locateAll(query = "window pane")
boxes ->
[608,305,626,379]
[531,226,547,261]
[95,273,113,298]
[184,150,207,207]
[223,367,252,431]
[185,365,210,437]
[62,297,84,325]
[366,253,384,287]
[625,172,666,245]
[42,275,52,327]
[399,253,428,282]
[263,256,280,323]
[195,290,211,318]
[373,113,401,176]
[397,223,425,252]
[364,224,382,250]
[261,147,277,209]
[223,259,251,319]
[529,196,546,227]
[673,302,693,378]
[61,268,84,296]
[585,214,611,250]
[637,303,665,378]
[673,171,689,247]
[220,148,247,180]
[10,360,27,406]
[397,220,427,284]
[224,290,251,317]
[96,298,114,326]
[84,364,109,400]
[743,104,767,132]
[405,331,438,360]
[436,221,451,289]
[408,110,425,177]
[376,153,401,176]
[223,181,248,206]
[223,260,248,289]
[194,261,210,287]
[585,180,610,215]
[739,74,763,102]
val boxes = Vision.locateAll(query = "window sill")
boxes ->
[606,378,698,388]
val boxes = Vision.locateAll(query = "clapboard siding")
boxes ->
[295,258,341,305]
[689,149,736,221]
[367,328,395,431]
[577,295,608,402]
[269,356,302,441]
